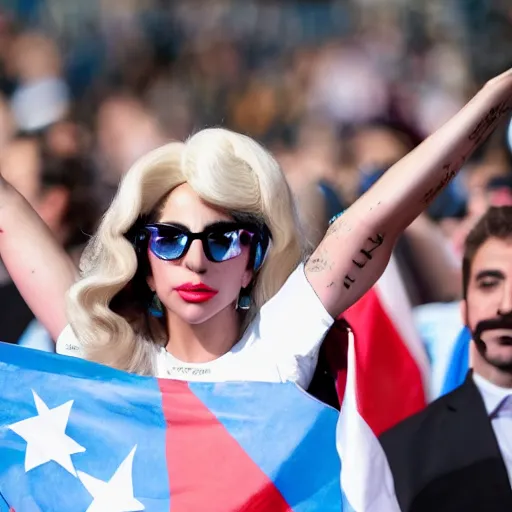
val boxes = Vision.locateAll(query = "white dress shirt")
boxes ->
[473,372,512,488]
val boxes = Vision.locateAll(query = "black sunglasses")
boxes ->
[136,221,261,263]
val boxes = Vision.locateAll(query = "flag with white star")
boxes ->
[0,342,341,511]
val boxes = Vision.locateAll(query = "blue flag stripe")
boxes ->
[0,490,9,512]
[0,343,170,511]
[190,382,342,511]
[441,327,470,396]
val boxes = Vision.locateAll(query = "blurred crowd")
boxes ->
[0,0,512,379]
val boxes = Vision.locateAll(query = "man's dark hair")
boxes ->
[462,206,512,298]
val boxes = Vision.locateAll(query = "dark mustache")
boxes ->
[474,316,512,340]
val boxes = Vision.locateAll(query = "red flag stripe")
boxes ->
[344,286,426,436]
[375,256,430,390]
[159,379,293,512]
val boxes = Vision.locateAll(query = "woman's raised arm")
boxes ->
[0,174,77,341]
[305,68,512,318]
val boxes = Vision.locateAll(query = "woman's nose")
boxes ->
[183,239,208,274]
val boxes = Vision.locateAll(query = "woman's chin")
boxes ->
[165,295,236,326]
[170,303,218,325]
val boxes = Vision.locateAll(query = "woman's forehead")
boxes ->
[158,184,233,228]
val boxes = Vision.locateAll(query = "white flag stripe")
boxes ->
[337,329,401,512]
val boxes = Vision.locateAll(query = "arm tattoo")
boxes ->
[352,234,384,268]
[468,100,511,146]
[307,258,330,273]
[423,101,511,205]
[325,216,351,238]
[422,164,457,205]
[305,248,332,273]
[344,233,384,289]
[307,228,385,290]
[343,275,355,289]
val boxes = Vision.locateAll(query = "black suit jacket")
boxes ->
[379,372,512,512]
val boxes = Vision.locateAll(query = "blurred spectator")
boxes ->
[307,41,390,125]
[0,93,14,150]
[95,93,166,185]
[8,31,70,132]
[0,0,509,362]
[0,11,15,95]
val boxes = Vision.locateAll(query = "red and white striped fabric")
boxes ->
[325,254,430,511]
[342,253,430,435]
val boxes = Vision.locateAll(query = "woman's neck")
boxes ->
[165,306,241,363]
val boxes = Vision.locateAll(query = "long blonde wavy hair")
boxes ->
[66,128,306,375]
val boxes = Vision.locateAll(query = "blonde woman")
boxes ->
[1,69,511,389]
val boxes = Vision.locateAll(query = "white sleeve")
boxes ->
[253,263,334,388]
[56,324,85,359]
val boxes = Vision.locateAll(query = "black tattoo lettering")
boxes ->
[343,275,355,289]
[468,101,512,146]
[423,101,512,206]
[352,233,385,269]
[422,164,457,205]
[342,233,385,288]
[307,232,384,291]
[352,259,365,269]
[368,234,384,247]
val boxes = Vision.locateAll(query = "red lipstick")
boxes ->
[174,283,218,303]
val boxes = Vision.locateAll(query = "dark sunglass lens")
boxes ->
[207,230,242,262]
[150,231,188,260]
[239,230,253,246]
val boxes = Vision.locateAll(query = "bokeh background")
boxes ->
[0,0,511,381]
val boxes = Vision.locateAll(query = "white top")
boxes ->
[473,373,512,488]
[57,264,334,389]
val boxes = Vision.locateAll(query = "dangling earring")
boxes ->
[236,288,251,311]
[149,293,164,318]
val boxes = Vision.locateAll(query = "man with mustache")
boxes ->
[379,206,512,512]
